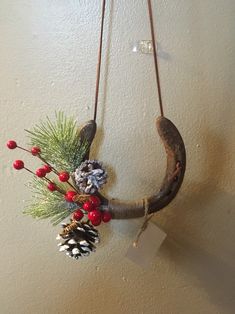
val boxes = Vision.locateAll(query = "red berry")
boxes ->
[59,171,70,182]
[102,211,112,223]
[65,190,77,202]
[82,201,94,212]
[13,160,24,170]
[73,209,84,221]
[43,164,52,173]
[47,182,57,191]
[31,146,41,156]
[89,195,101,207]
[36,168,47,177]
[7,140,17,149]
[91,218,101,226]
[88,209,102,222]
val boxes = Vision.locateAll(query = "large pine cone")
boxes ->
[57,220,100,260]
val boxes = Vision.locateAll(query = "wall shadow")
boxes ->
[156,127,235,313]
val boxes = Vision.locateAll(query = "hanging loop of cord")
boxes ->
[93,0,106,122]
[93,0,164,120]
[147,0,164,117]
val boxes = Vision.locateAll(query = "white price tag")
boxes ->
[126,222,166,268]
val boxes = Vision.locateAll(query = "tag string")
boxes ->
[133,199,154,247]
[93,0,165,121]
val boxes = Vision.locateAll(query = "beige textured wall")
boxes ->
[1,1,235,313]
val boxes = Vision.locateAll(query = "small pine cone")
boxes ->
[74,160,107,194]
[57,220,100,260]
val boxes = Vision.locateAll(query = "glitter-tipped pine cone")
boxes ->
[74,160,107,194]
[57,220,100,260]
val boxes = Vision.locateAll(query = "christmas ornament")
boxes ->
[7,113,110,260]
[7,0,186,261]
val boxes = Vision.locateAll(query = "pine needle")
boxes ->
[23,179,75,225]
[25,112,88,172]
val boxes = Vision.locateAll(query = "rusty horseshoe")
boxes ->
[79,116,186,219]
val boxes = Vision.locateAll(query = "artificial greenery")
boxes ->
[24,178,74,225]
[24,112,88,224]
[26,112,88,172]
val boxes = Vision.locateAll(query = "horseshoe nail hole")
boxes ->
[166,190,172,196]
[174,176,178,181]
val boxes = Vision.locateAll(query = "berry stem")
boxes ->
[24,167,36,175]
[24,167,65,195]
[17,146,31,153]
[66,180,80,193]
[16,145,60,175]
[69,177,82,194]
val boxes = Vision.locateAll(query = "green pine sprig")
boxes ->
[25,111,88,172]
[23,112,89,224]
[24,179,73,225]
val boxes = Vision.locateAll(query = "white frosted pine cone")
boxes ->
[74,160,107,194]
[57,220,100,260]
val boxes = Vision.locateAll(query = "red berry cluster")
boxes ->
[84,196,111,226]
[68,194,111,226]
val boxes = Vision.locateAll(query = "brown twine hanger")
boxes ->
[93,0,164,122]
